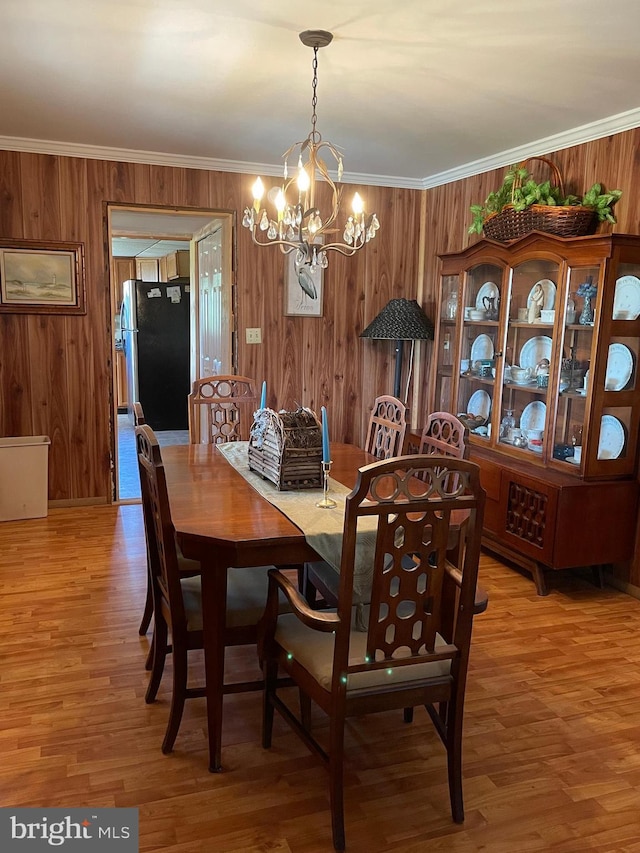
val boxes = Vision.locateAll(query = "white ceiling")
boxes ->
[110,209,220,256]
[2,0,640,189]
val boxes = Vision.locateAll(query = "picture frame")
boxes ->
[284,250,323,317]
[0,239,86,314]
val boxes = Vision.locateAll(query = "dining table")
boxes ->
[161,440,375,772]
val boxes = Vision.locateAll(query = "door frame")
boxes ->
[106,203,236,503]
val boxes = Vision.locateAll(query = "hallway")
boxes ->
[117,413,189,499]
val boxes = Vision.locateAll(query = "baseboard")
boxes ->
[49,497,109,508]
[602,571,640,601]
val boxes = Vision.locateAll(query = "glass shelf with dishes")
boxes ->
[550,266,597,469]
[434,233,640,480]
[460,263,501,324]
[491,257,560,457]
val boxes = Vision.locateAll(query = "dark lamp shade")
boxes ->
[360,298,434,341]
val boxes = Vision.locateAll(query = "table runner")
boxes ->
[217,442,377,596]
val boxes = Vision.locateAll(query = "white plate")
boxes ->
[469,333,494,363]
[605,343,634,391]
[467,389,491,421]
[613,275,640,320]
[597,415,626,460]
[527,279,556,311]
[475,281,499,310]
[520,400,546,432]
[519,335,553,370]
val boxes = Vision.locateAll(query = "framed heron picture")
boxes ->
[284,250,323,317]
[0,239,86,314]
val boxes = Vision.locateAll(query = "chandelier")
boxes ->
[242,30,379,270]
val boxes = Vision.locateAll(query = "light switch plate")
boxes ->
[246,327,262,344]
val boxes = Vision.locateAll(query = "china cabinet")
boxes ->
[433,232,640,594]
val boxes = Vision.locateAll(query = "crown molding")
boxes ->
[1,104,638,193]
[0,135,423,190]
[421,106,640,189]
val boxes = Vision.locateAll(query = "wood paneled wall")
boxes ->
[1,130,639,584]
[0,152,422,503]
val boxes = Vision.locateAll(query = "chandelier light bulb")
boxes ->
[274,188,286,217]
[297,165,310,193]
[352,192,364,215]
[252,177,265,209]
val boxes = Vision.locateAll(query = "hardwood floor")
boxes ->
[2,505,640,851]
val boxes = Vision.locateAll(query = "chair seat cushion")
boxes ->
[181,565,288,632]
[177,549,200,576]
[275,608,452,694]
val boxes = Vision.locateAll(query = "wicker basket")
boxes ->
[483,157,597,243]
[248,407,322,490]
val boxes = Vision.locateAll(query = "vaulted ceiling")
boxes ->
[2,0,640,189]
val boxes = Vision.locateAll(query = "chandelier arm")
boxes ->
[247,228,304,254]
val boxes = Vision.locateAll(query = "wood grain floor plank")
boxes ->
[2,506,640,851]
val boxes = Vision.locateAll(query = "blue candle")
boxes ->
[321,406,330,463]
[260,381,267,410]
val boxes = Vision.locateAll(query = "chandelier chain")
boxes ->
[310,46,319,143]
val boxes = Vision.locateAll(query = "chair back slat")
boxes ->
[188,375,257,444]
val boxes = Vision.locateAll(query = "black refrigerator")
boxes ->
[120,279,190,430]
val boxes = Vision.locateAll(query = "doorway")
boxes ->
[108,205,235,501]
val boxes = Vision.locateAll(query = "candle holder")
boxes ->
[316,461,337,508]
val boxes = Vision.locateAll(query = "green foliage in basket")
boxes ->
[468,163,622,235]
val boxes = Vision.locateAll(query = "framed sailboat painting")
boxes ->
[0,239,86,314]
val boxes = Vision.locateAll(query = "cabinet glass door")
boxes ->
[498,258,560,457]
[588,258,640,475]
[455,263,502,441]
[551,265,598,470]
[433,274,460,413]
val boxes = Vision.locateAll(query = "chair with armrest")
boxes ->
[135,423,283,754]
[301,394,408,607]
[188,375,257,444]
[260,454,488,851]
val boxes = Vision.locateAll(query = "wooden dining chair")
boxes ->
[301,394,408,607]
[260,454,488,851]
[419,411,468,460]
[133,402,155,643]
[188,375,257,444]
[133,403,201,674]
[135,423,282,754]
[364,394,408,459]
